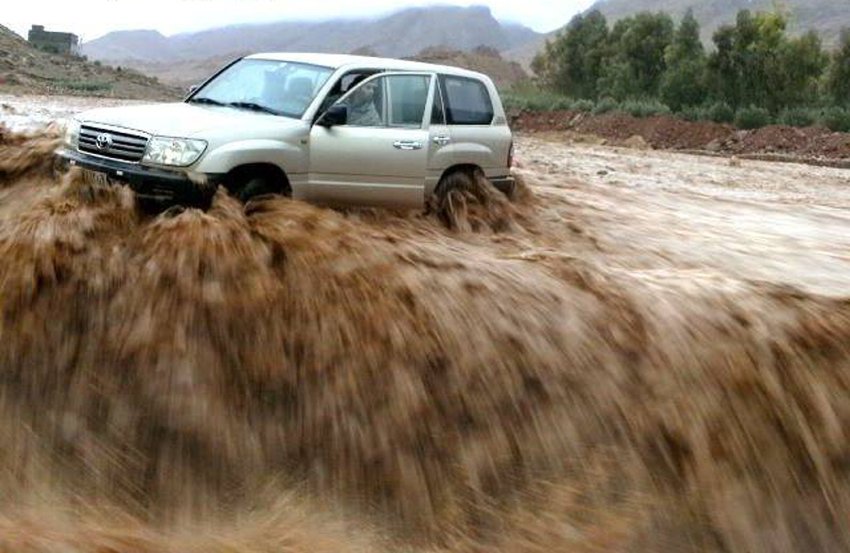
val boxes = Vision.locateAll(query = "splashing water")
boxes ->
[0,128,849,553]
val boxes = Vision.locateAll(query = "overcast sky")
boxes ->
[5,0,596,42]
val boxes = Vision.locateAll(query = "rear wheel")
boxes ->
[433,168,477,201]
[429,167,514,231]
[428,168,478,229]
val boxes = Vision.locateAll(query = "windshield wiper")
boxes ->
[227,101,281,115]
[188,96,227,107]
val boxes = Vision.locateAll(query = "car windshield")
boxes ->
[189,59,334,118]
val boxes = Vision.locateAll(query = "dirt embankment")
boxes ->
[0,128,849,552]
[512,110,850,165]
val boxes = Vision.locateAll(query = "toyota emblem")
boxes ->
[95,133,113,150]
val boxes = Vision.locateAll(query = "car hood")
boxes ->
[76,102,303,138]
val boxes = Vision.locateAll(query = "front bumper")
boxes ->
[55,148,222,205]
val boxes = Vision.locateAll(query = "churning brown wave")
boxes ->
[0,128,849,553]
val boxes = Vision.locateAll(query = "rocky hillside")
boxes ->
[83,6,540,65]
[0,24,180,100]
[409,46,528,88]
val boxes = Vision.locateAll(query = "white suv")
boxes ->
[57,53,515,208]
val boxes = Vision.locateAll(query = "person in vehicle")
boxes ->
[315,72,375,120]
[345,79,381,126]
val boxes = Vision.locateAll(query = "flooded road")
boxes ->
[516,134,850,296]
[0,99,849,553]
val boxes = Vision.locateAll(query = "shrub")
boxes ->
[550,97,574,111]
[678,105,707,122]
[735,105,772,129]
[778,107,817,128]
[620,98,671,118]
[706,101,734,123]
[54,80,113,93]
[501,90,575,112]
[819,106,850,132]
[572,99,595,112]
[593,96,619,114]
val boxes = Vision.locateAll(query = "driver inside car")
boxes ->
[345,80,382,126]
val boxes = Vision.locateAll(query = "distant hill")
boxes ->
[83,6,540,64]
[0,24,179,100]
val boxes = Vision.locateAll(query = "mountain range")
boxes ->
[82,6,540,64]
[78,2,847,87]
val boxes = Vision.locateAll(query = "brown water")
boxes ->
[1,129,849,552]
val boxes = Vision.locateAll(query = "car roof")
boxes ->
[245,52,489,81]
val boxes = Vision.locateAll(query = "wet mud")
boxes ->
[1,128,849,552]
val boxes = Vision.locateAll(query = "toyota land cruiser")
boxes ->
[56,53,515,208]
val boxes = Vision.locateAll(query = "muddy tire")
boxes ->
[433,168,476,200]
[232,176,275,202]
[429,168,516,232]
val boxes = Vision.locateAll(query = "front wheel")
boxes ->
[234,176,280,202]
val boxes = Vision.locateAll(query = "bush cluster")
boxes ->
[529,6,850,130]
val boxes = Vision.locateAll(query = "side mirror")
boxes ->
[318,104,348,127]
[188,84,200,94]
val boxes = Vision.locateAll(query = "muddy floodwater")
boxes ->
[0,99,849,552]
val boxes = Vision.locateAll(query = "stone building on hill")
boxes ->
[27,25,80,55]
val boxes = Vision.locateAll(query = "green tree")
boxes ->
[532,11,609,99]
[666,8,703,64]
[707,10,819,112]
[660,9,708,111]
[707,24,740,107]
[779,31,828,107]
[598,12,674,100]
[827,29,850,105]
[708,11,771,109]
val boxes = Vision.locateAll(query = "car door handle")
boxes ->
[432,136,451,145]
[393,140,423,150]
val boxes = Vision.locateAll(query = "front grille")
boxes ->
[78,125,149,163]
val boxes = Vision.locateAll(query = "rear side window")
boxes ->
[388,74,430,127]
[440,76,493,125]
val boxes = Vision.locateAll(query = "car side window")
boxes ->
[339,77,386,127]
[315,70,381,120]
[439,75,494,125]
[388,75,430,127]
[337,74,431,128]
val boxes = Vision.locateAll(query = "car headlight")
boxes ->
[63,119,81,148]
[143,136,207,167]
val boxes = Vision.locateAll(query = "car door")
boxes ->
[425,75,454,197]
[438,75,509,181]
[307,72,436,208]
